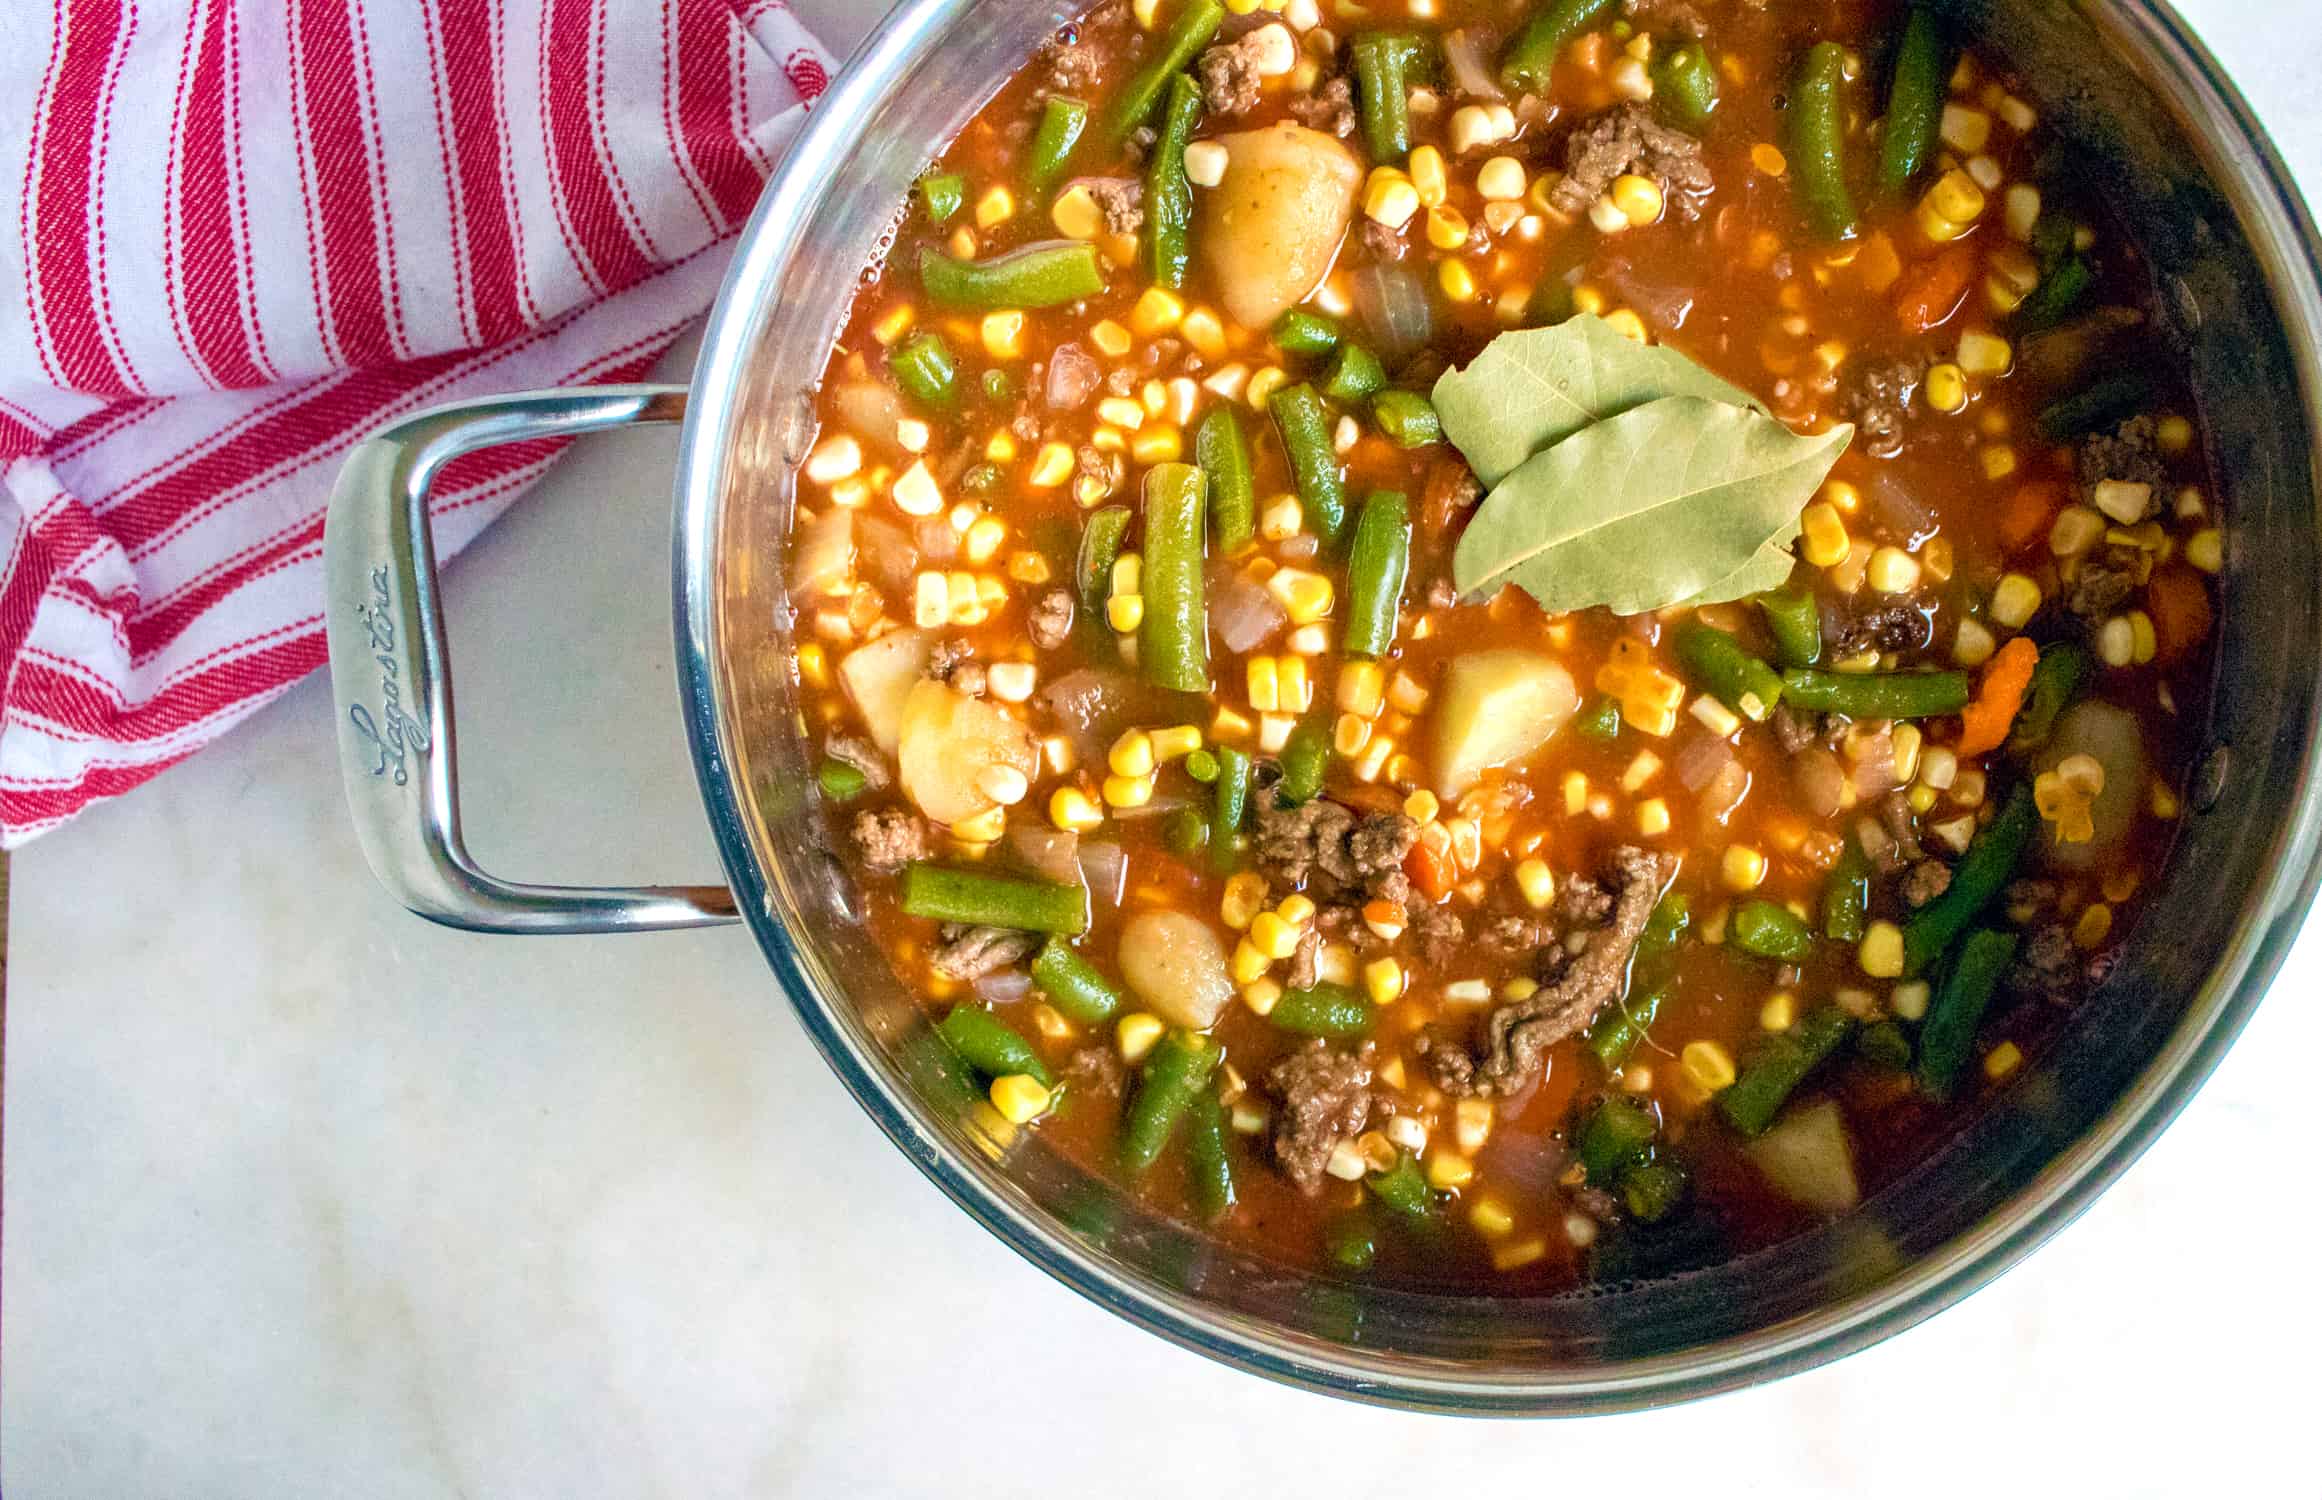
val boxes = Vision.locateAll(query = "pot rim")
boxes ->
[670,0,2322,1414]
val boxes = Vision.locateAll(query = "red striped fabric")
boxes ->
[0,0,828,845]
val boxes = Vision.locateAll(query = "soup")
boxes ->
[781,0,2218,1291]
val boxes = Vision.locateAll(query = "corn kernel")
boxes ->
[1760,992,1797,1031]
[1130,287,1186,337]
[1602,307,1649,343]
[805,434,863,486]
[1636,798,1671,837]
[1048,184,1105,242]
[1087,322,1133,363]
[911,571,948,628]
[1231,938,1272,985]
[1049,786,1105,833]
[1448,102,1516,155]
[974,186,1015,229]
[1610,173,1664,228]
[1249,910,1299,962]
[1364,957,1405,1005]
[871,304,915,346]
[1620,749,1662,792]
[1424,204,1471,250]
[1363,167,1421,229]
[1268,566,1335,625]
[1721,845,1767,892]
[1953,616,1997,667]
[1681,1040,1737,1093]
[1102,772,1154,809]
[1245,366,1290,410]
[1237,977,1281,1017]
[1477,154,1527,201]
[982,1072,1050,1123]
[1245,656,1281,713]
[1940,104,1992,153]
[1437,258,1477,303]
[1860,920,1905,978]
[1280,656,1314,713]
[1691,694,1743,738]
[1426,1152,1475,1190]
[1335,660,1387,719]
[1800,501,1850,568]
[1866,545,1922,594]
[1117,1012,1165,1063]
[1983,1040,2024,1081]
[2185,527,2223,573]
[1990,573,2043,629]
[1470,1197,1516,1237]
[1103,593,1142,633]
[1924,362,1968,413]
[1955,330,2012,377]
[1130,423,1183,465]
[1408,145,1447,206]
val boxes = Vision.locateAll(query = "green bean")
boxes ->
[1076,505,1131,616]
[1586,888,1692,1065]
[1343,490,1411,658]
[917,172,966,224]
[1139,462,1210,693]
[981,367,1014,403]
[1193,404,1255,555]
[816,758,868,803]
[1574,695,1622,742]
[899,864,1089,934]
[1323,343,1387,403]
[1756,586,1823,668]
[1210,744,1252,873]
[1500,0,1618,93]
[1916,928,2018,1099]
[1822,840,1871,943]
[1874,8,1950,197]
[1104,0,1224,147]
[2036,374,2151,442]
[1731,899,1816,963]
[888,331,958,410]
[1621,1160,1687,1222]
[1269,982,1373,1039]
[1143,72,1203,290]
[1639,890,1692,971]
[1024,95,1089,199]
[1324,1213,1378,1271]
[1163,806,1209,858]
[1352,32,1427,162]
[1368,1153,1430,1216]
[919,242,1105,309]
[1788,42,1858,240]
[1717,1004,1854,1137]
[1587,984,1666,1072]
[1119,1029,1220,1175]
[1184,748,1220,783]
[1269,383,1348,546]
[1277,720,1331,807]
[1857,1019,1914,1071]
[1903,784,2036,975]
[2009,641,2092,753]
[1675,622,1784,722]
[1577,1096,1658,1184]
[1030,938,1122,1025]
[2013,256,2095,333]
[1371,390,1442,448]
[1653,41,1719,130]
[1184,1087,1238,1219]
[1273,309,1341,358]
[938,1005,1053,1086]
[1778,666,1969,719]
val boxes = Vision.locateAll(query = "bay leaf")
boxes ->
[1452,397,1852,616]
[1431,315,1767,487]
[1675,532,1802,608]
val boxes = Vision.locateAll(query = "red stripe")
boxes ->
[0,527,51,719]
[27,0,138,397]
[545,0,655,293]
[159,0,209,381]
[590,0,666,260]
[174,0,271,387]
[13,635,323,741]
[658,0,721,232]
[222,0,278,377]
[2,750,200,823]
[49,398,156,464]
[125,519,322,663]
[291,0,397,364]
[413,0,477,347]
[674,0,762,227]
[435,0,530,342]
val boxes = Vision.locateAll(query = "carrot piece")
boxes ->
[1956,635,2039,757]
[1997,481,2065,554]
[1405,840,1455,903]
[2146,567,2213,665]
[1894,245,1978,333]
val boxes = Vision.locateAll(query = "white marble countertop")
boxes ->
[8,2,2321,1494]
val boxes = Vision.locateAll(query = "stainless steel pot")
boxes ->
[323,0,2322,1413]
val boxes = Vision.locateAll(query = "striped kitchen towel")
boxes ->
[0,0,830,846]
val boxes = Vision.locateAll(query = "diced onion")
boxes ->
[971,969,1033,1004]
[1009,823,1082,885]
[1442,29,1504,100]
[1352,263,1435,362]
[1673,733,1736,793]
[1077,840,1129,906]
[1208,561,1288,652]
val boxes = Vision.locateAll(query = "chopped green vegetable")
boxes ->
[1138,462,1210,693]
[1372,389,1442,448]
[1674,622,1785,722]
[1269,983,1373,1039]
[1653,41,1719,129]
[919,241,1105,309]
[899,864,1088,934]
[1778,666,1969,718]
[1143,72,1203,290]
[1718,1005,1854,1137]
[1874,9,1950,197]
[889,331,958,410]
[816,757,869,803]
[1031,938,1123,1025]
[1916,928,2019,1099]
[1323,342,1387,403]
[1577,1096,1658,1184]
[1103,0,1225,147]
[1732,899,1816,963]
[1023,95,1089,199]
[1353,32,1429,161]
[1119,1030,1219,1175]
[1789,42,1859,239]
[1194,404,1255,555]
[1342,490,1412,658]
[1277,720,1330,806]
[1273,309,1342,358]
[1501,0,1618,93]
[938,1006,1052,1086]
[916,172,966,224]
[1903,785,2037,975]
[1269,383,1348,546]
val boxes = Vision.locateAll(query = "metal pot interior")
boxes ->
[674,0,2322,1409]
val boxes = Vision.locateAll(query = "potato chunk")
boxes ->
[1744,1098,1861,1214]
[1199,124,1362,331]
[1117,910,1235,1030]
[895,678,1037,826]
[838,628,932,754]
[2036,700,2147,872]
[1428,650,1579,798]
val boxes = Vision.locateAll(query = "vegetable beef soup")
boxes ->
[783,0,2220,1292]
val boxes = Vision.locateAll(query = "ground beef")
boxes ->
[928,923,1040,981]
[2066,547,2142,621]
[1412,905,1466,969]
[1423,452,1484,521]
[1899,859,1952,908]
[1550,103,1714,222]
[1287,927,1323,990]
[1065,1044,1126,1096]
[1362,216,1409,262]
[2009,922,2081,1002]
[1028,589,1074,650]
[1878,790,1924,862]
[850,807,930,874]
[1623,0,1707,34]
[1557,874,1614,927]
[1086,177,1144,236]
[1009,409,1043,442]
[1289,75,1356,138]
[1266,1040,1376,1193]
[823,734,889,793]
[1425,846,1676,1098]
[1122,124,1157,166]
[1480,912,1555,955]
[1841,352,1926,460]
[1037,2,1125,94]
[1196,32,1266,116]
[1770,704,1821,754]
[928,639,986,697]
[2077,415,2167,496]
[1834,599,1932,658]
[1253,800,1419,905]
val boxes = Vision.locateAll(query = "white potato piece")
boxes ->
[837,628,933,753]
[1744,1098,1861,1215]
[1117,910,1235,1030]
[1200,123,1362,330]
[2036,700,2147,872]
[789,506,855,601]
[895,678,1038,826]
[1428,649,1579,798]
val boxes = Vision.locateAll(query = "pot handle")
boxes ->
[322,384,739,934]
